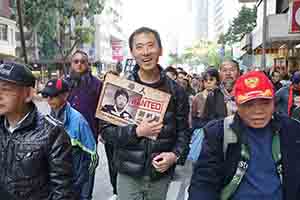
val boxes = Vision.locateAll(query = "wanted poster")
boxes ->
[96,74,171,128]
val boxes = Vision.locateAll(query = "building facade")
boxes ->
[239,0,300,71]
[0,0,16,59]
[192,0,208,40]
[94,0,124,70]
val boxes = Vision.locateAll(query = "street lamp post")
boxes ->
[261,0,267,70]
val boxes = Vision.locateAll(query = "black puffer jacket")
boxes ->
[101,65,190,180]
[0,104,75,200]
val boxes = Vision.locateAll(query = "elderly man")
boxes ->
[203,60,240,121]
[41,78,98,200]
[0,63,74,200]
[189,71,300,200]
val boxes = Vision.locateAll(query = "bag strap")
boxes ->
[221,116,283,200]
[223,115,237,159]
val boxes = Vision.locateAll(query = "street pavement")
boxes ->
[34,99,193,200]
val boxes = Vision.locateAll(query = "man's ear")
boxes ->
[24,88,34,103]
[63,92,69,101]
[159,48,163,56]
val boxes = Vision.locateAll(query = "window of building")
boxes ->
[276,0,289,14]
[0,24,8,41]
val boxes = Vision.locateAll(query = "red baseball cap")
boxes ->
[234,71,274,104]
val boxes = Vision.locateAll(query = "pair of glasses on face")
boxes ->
[72,59,87,64]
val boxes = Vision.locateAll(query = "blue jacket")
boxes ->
[50,103,97,193]
[188,113,300,200]
[275,86,290,116]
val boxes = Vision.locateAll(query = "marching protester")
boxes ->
[190,74,204,95]
[189,71,300,200]
[275,71,300,118]
[270,70,283,91]
[67,50,102,200]
[101,70,121,200]
[177,70,190,91]
[165,65,178,81]
[187,68,219,163]
[41,78,98,200]
[203,59,240,121]
[0,63,74,200]
[191,68,219,130]
[100,27,191,200]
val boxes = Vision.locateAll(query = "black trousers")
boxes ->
[104,143,118,194]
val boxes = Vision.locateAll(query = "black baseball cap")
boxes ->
[41,78,69,97]
[0,62,36,87]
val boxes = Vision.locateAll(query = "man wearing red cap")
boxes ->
[188,71,300,200]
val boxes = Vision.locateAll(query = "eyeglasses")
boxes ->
[72,59,87,64]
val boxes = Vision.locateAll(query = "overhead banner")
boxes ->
[289,0,300,33]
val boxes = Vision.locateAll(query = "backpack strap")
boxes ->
[223,115,237,159]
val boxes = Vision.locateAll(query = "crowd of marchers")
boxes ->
[0,26,300,200]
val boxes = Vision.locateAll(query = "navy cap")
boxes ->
[41,78,69,97]
[292,71,300,84]
[0,62,35,87]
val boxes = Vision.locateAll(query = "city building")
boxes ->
[239,0,300,71]
[192,0,208,40]
[94,0,125,71]
[0,0,16,59]
[212,0,243,40]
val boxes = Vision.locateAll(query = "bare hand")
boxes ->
[136,119,163,138]
[152,152,177,173]
[98,134,105,144]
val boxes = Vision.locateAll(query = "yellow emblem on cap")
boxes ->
[244,77,259,89]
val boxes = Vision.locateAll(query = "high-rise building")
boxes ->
[214,0,224,39]
[192,0,208,40]
[211,0,250,40]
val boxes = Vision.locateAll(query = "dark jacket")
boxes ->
[188,113,300,200]
[0,104,75,200]
[100,65,191,180]
[67,71,102,139]
[203,87,227,121]
[275,86,290,116]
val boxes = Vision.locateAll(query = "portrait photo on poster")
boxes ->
[96,74,171,128]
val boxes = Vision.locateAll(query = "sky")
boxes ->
[121,0,246,66]
[121,0,193,64]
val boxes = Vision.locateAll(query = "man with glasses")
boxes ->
[204,60,240,121]
[0,63,74,200]
[41,78,98,200]
[67,50,102,200]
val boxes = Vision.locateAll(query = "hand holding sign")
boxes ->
[136,118,163,139]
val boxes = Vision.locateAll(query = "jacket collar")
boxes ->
[128,64,167,88]
[230,112,282,143]
[1,103,38,133]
